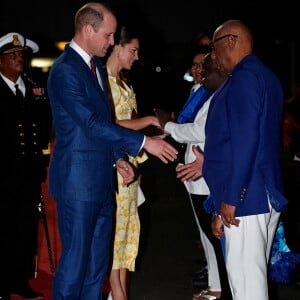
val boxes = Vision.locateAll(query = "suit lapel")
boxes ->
[66,46,111,113]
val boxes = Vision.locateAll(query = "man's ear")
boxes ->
[228,34,237,49]
[85,24,94,38]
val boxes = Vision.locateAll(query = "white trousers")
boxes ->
[224,206,280,300]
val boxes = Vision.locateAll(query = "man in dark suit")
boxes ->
[0,32,52,300]
[47,3,178,300]
[202,20,288,300]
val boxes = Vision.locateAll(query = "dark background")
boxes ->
[1,0,298,112]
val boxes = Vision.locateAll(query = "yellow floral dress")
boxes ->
[107,67,148,271]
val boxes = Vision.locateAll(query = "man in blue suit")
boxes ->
[47,3,177,300]
[202,20,288,300]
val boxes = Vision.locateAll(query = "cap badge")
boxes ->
[12,35,22,47]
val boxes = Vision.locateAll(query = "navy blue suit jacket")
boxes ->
[203,54,288,217]
[47,44,144,202]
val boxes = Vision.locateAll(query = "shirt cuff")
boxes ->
[139,135,146,153]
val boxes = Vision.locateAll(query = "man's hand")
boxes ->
[211,215,225,239]
[153,108,176,129]
[220,202,240,228]
[176,145,203,181]
[116,158,136,187]
[143,136,178,164]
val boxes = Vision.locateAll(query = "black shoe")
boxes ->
[191,267,208,280]
[191,267,208,290]
[11,282,43,299]
[192,277,209,290]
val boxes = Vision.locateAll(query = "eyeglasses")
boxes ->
[210,34,238,49]
[191,62,202,68]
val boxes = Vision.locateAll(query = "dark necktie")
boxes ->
[90,58,97,78]
[15,84,25,106]
[90,58,104,89]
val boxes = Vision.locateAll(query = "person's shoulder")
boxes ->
[50,49,80,74]
[238,54,262,71]
[234,54,279,83]
[242,54,276,76]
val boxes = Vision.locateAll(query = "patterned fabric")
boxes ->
[270,220,300,283]
[107,67,147,271]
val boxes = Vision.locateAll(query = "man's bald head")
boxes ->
[212,20,253,73]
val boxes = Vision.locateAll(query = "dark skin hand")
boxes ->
[153,108,176,129]
[220,202,240,228]
[211,215,225,239]
[212,203,240,239]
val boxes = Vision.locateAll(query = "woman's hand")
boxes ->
[116,158,136,186]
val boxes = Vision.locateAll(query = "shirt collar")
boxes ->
[0,73,24,93]
[69,39,92,66]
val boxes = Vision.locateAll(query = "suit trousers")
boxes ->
[52,195,113,300]
[224,205,280,300]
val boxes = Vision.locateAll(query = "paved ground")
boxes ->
[125,156,300,300]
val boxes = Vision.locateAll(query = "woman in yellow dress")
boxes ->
[105,25,161,300]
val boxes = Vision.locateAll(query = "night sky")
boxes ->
[1,1,297,42]
[1,0,298,109]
